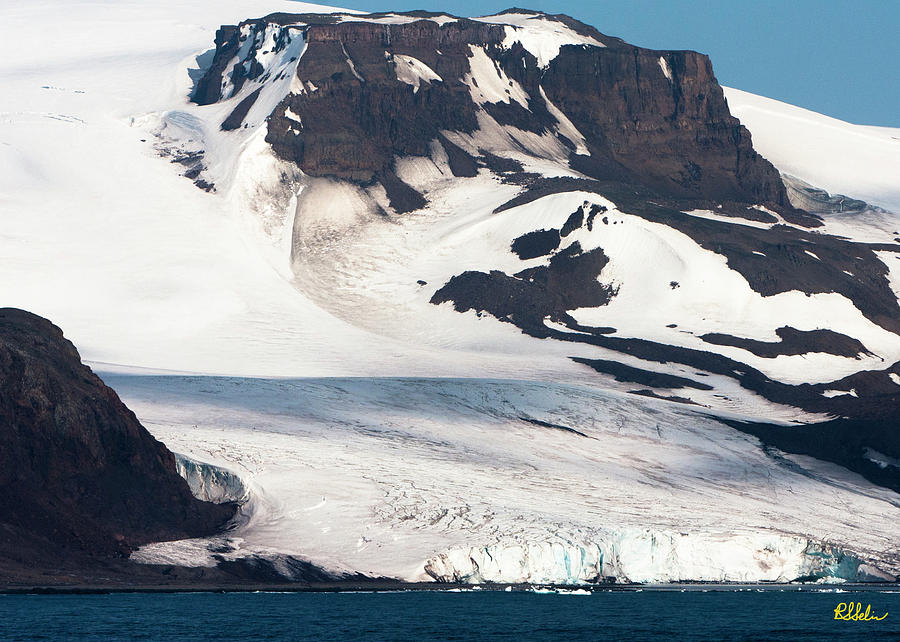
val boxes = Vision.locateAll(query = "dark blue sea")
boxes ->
[1,588,897,640]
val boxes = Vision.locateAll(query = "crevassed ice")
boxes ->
[175,453,249,505]
[424,530,871,584]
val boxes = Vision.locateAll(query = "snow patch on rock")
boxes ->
[539,86,589,155]
[463,45,530,107]
[658,56,672,81]
[391,54,442,93]
[864,448,900,470]
[821,388,858,398]
[474,12,604,67]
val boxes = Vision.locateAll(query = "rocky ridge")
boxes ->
[193,9,792,212]
[0,308,235,576]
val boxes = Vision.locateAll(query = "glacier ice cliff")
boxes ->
[175,454,249,505]
[424,530,892,584]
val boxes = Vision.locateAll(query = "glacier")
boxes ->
[121,375,900,583]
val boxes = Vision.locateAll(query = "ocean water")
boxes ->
[0,588,897,640]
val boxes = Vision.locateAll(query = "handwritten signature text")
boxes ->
[834,602,888,621]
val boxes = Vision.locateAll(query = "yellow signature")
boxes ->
[834,602,888,621]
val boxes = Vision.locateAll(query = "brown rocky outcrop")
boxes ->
[540,46,787,204]
[0,308,234,571]
[193,10,791,208]
[266,19,501,188]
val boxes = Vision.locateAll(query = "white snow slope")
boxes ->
[724,86,900,214]
[1,2,899,583]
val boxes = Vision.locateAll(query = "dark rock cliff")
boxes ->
[540,46,786,204]
[266,19,503,185]
[0,309,234,570]
[193,10,789,209]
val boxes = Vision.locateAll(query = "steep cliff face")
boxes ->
[540,46,786,204]
[0,308,234,566]
[193,10,788,209]
[264,19,501,185]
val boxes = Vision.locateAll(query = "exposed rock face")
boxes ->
[265,19,498,185]
[0,308,234,568]
[540,46,786,204]
[193,10,789,209]
[432,242,617,332]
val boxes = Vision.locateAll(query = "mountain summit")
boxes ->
[195,9,789,209]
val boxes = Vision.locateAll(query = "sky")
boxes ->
[339,0,899,127]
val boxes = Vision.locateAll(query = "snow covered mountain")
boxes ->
[1,2,899,584]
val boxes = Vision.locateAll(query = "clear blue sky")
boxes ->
[338,0,899,127]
